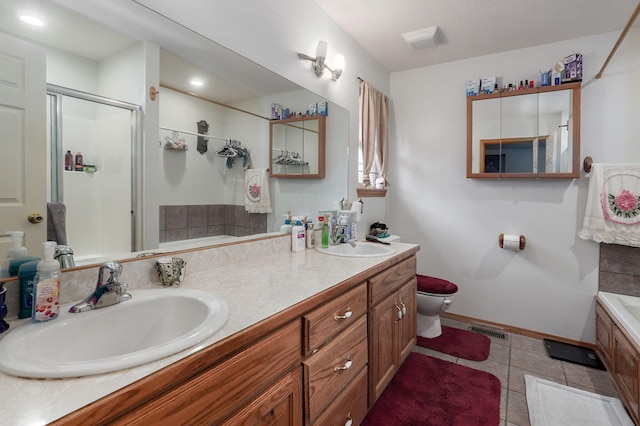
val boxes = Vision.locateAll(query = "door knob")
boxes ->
[28,213,43,224]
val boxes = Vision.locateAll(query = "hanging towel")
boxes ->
[47,202,67,246]
[244,169,272,213]
[578,163,640,247]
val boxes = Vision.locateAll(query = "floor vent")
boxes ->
[468,325,509,340]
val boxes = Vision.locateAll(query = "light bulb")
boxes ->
[315,41,327,60]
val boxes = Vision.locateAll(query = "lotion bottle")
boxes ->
[291,217,306,252]
[32,241,61,322]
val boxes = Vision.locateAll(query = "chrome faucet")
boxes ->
[69,262,132,313]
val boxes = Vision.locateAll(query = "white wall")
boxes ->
[135,0,391,203]
[389,28,640,343]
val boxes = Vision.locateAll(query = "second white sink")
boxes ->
[0,288,229,378]
[316,242,395,258]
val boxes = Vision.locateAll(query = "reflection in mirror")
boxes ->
[270,116,325,178]
[0,0,349,272]
[467,83,580,178]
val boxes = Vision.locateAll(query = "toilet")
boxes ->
[416,275,458,338]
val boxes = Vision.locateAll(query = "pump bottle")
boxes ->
[321,215,330,248]
[1,231,28,279]
[32,241,61,322]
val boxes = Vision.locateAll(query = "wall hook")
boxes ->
[149,86,159,101]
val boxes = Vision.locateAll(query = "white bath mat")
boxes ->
[525,375,633,426]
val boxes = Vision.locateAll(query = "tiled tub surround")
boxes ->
[0,235,418,425]
[160,204,268,242]
[599,243,640,296]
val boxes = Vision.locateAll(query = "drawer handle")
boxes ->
[334,309,353,321]
[395,304,403,320]
[399,300,407,316]
[335,358,353,371]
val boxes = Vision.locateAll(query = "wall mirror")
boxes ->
[270,116,326,178]
[0,0,349,275]
[467,82,581,178]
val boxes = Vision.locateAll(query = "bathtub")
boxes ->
[597,291,640,346]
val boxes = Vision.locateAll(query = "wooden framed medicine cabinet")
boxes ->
[269,115,326,179]
[466,81,581,179]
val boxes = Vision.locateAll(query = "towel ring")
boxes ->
[583,156,593,173]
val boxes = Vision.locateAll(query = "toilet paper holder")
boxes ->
[498,233,526,251]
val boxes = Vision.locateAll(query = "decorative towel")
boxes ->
[244,169,272,213]
[46,202,67,246]
[578,163,640,247]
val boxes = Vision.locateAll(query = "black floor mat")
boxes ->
[544,339,606,371]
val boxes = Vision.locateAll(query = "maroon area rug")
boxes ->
[362,352,501,426]
[417,325,491,361]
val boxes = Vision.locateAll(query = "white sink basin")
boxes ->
[315,242,395,258]
[0,288,228,378]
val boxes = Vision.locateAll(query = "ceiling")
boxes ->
[0,0,300,103]
[314,0,640,72]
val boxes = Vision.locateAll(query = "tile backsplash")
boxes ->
[599,243,640,296]
[160,204,267,242]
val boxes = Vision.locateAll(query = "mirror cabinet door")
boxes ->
[467,82,580,179]
[270,115,325,178]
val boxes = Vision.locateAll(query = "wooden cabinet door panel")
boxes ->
[398,278,417,363]
[595,303,613,370]
[614,327,639,421]
[369,291,400,406]
[114,321,302,425]
[220,367,302,426]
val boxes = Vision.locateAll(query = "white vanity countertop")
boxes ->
[0,241,418,425]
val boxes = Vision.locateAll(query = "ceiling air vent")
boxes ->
[401,26,442,50]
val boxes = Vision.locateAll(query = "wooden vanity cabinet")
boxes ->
[112,320,303,425]
[53,251,419,426]
[595,299,640,424]
[368,256,417,407]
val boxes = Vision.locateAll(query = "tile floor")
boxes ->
[411,317,622,426]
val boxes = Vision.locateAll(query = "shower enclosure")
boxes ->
[47,85,141,262]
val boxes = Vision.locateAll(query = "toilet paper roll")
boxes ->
[499,233,526,251]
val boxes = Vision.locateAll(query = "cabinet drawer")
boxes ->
[304,316,368,424]
[369,256,416,306]
[115,320,302,425]
[304,282,367,354]
[312,366,368,426]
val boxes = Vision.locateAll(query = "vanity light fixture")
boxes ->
[19,15,45,27]
[298,41,344,81]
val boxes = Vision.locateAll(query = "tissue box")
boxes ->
[466,79,480,96]
[563,53,582,82]
[481,76,496,94]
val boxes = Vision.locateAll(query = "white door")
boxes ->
[0,33,47,259]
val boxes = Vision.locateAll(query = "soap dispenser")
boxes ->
[1,231,28,279]
[32,241,61,322]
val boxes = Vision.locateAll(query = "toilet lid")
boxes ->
[416,275,458,295]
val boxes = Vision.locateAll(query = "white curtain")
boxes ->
[359,81,389,187]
